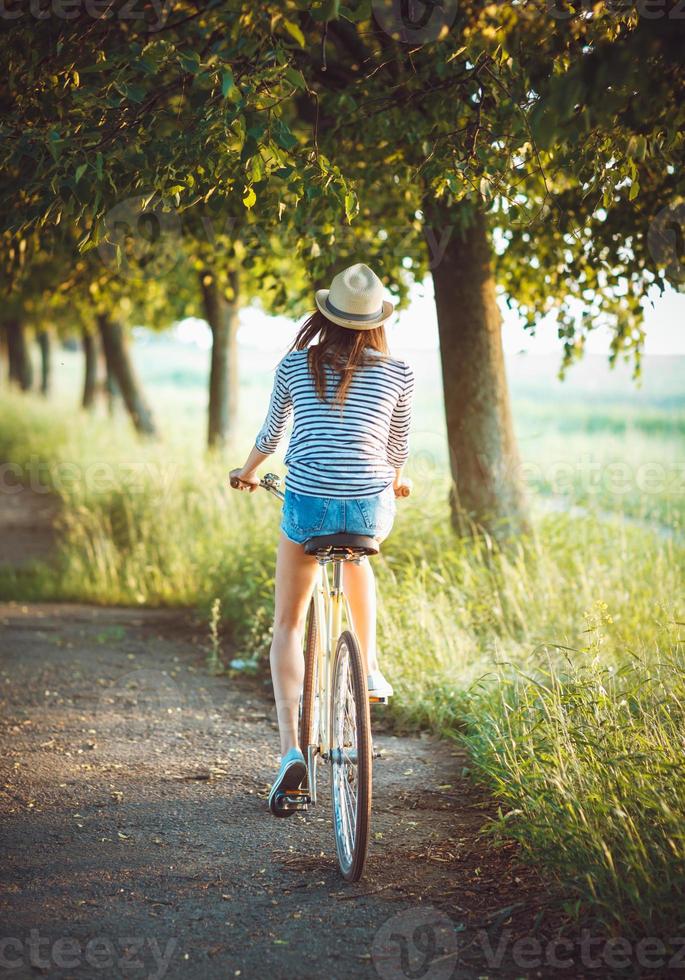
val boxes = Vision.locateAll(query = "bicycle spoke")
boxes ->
[342,772,355,834]
[344,767,357,811]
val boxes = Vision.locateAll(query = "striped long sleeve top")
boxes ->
[255,348,414,498]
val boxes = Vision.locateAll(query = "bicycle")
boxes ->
[256,472,407,882]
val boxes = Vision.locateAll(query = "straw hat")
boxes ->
[315,263,394,330]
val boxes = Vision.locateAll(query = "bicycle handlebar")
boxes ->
[231,472,411,499]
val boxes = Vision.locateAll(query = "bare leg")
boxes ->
[270,533,319,757]
[343,558,378,674]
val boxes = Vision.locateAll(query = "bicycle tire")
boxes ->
[298,599,318,753]
[330,629,372,882]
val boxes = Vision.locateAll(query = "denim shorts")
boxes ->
[280,484,396,546]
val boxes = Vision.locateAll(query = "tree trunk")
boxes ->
[37,329,52,396]
[97,314,157,436]
[0,323,8,385]
[423,200,529,537]
[82,329,98,410]
[199,268,240,449]
[103,345,120,416]
[6,318,33,391]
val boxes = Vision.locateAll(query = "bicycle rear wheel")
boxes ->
[330,629,372,882]
[298,599,319,753]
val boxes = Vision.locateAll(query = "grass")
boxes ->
[0,365,684,940]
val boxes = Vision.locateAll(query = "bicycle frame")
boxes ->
[310,557,353,757]
[257,474,356,802]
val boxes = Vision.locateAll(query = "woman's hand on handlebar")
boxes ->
[229,467,260,493]
[393,477,412,498]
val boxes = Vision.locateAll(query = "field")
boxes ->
[1,333,683,939]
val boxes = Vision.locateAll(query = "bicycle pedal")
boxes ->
[277,790,311,809]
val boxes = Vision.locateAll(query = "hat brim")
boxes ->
[315,289,394,330]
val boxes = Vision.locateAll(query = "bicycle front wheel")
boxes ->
[330,629,372,882]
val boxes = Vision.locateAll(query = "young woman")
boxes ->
[229,263,414,815]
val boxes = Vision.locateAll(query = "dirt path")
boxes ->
[0,480,610,980]
[0,600,584,980]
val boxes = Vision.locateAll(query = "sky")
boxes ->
[174,276,685,358]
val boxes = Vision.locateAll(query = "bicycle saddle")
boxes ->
[303,533,380,557]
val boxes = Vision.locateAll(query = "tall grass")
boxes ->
[0,388,684,937]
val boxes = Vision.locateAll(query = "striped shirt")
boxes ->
[255,348,414,498]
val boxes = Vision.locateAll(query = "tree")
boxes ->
[0,7,341,447]
[199,267,240,448]
[492,5,685,370]
[3,2,682,530]
[423,202,528,534]
[4,318,33,391]
[247,1,684,533]
[0,5,355,264]
[36,328,52,396]
[97,312,157,436]
[81,328,98,410]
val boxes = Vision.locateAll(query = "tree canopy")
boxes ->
[3,2,683,367]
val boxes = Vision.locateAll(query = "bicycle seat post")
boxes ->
[332,556,344,595]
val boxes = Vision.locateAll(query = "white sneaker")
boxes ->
[367,669,394,699]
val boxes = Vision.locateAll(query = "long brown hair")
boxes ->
[289,310,389,407]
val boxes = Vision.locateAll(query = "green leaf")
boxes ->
[249,155,264,182]
[47,130,61,162]
[273,119,298,151]
[628,180,640,201]
[283,19,306,46]
[310,0,341,21]
[126,84,146,103]
[340,1,371,22]
[222,68,235,97]
[139,56,159,75]
[626,135,647,161]
[75,163,88,184]
[247,119,267,140]
[96,152,103,180]
[231,116,246,151]
[285,66,307,90]
[179,50,201,74]
[242,186,257,208]
[344,190,358,222]
[529,103,556,151]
